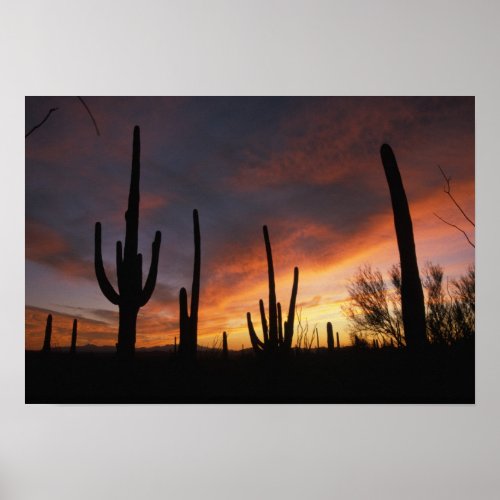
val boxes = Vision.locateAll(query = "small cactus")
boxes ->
[327,322,334,351]
[70,319,77,353]
[42,314,52,352]
[222,331,228,358]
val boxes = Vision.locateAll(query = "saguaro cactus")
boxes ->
[179,209,201,358]
[336,331,340,349]
[327,322,334,351]
[247,225,299,355]
[380,144,427,349]
[70,319,77,353]
[42,314,52,352]
[222,331,228,358]
[95,126,162,355]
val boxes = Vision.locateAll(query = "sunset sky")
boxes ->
[25,97,474,350]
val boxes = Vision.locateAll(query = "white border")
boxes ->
[2,1,498,499]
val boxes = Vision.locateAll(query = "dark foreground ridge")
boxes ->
[26,342,474,404]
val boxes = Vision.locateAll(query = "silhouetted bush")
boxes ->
[344,262,475,347]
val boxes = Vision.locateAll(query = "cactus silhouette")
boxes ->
[327,322,334,351]
[70,319,77,353]
[222,331,228,358]
[380,144,427,349]
[336,331,340,349]
[179,209,201,358]
[42,314,52,352]
[94,126,162,355]
[247,225,299,354]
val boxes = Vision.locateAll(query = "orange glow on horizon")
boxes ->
[25,175,474,351]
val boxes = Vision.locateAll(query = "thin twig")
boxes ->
[438,165,475,227]
[25,108,58,138]
[77,97,100,136]
[434,213,475,248]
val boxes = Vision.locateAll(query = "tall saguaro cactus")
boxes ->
[42,314,52,352]
[179,209,201,358]
[247,225,299,355]
[380,144,426,349]
[70,319,77,353]
[95,126,162,355]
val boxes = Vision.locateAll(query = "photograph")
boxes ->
[25,96,475,403]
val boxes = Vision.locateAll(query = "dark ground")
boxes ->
[25,343,474,404]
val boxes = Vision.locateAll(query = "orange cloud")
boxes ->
[26,220,94,280]
[26,220,70,260]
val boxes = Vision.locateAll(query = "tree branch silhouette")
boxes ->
[77,97,100,136]
[437,165,475,226]
[434,165,475,248]
[433,213,475,248]
[25,108,59,138]
[26,97,100,139]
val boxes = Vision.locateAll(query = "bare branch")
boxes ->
[25,108,58,138]
[438,165,475,227]
[434,213,475,248]
[77,97,100,136]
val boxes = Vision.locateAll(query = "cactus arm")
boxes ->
[247,312,264,351]
[259,299,269,344]
[140,231,161,306]
[263,225,278,346]
[94,222,120,305]
[284,267,299,348]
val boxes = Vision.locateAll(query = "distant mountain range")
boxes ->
[26,344,249,353]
